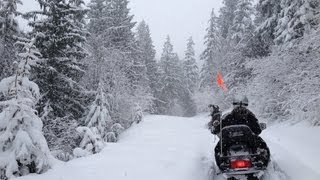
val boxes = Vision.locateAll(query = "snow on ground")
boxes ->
[261,122,320,180]
[16,115,215,180]
[15,114,320,180]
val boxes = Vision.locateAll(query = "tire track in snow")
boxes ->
[263,139,320,180]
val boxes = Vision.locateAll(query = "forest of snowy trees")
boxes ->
[0,0,319,179]
[197,0,320,127]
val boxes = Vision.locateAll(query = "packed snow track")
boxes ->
[16,115,320,180]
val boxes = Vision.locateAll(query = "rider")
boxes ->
[212,96,270,170]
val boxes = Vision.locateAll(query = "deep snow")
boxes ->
[15,114,320,180]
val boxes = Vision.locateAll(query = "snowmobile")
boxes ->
[215,123,268,180]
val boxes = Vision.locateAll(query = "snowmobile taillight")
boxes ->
[230,159,252,169]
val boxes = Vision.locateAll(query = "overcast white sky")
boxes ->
[19,0,223,59]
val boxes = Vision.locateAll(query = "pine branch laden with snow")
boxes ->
[255,0,282,44]
[132,103,143,124]
[110,123,124,138]
[104,123,124,143]
[275,0,320,45]
[73,127,104,158]
[0,38,52,179]
[84,85,112,141]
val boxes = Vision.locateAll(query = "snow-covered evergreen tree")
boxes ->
[132,103,143,123]
[183,37,199,94]
[27,0,89,119]
[255,0,282,44]
[0,38,52,179]
[218,0,239,38]
[200,10,221,89]
[87,0,110,35]
[85,0,150,128]
[101,0,136,52]
[73,127,104,157]
[136,20,159,112]
[84,83,112,140]
[158,36,184,114]
[229,0,255,45]
[43,115,78,161]
[26,0,89,156]
[0,0,21,80]
[275,0,320,44]
[106,123,124,142]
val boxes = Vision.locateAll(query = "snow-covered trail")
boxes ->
[16,115,214,180]
[261,125,320,180]
[16,115,320,180]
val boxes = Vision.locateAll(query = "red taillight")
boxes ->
[230,159,252,169]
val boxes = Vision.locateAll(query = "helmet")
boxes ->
[232,95,249,107]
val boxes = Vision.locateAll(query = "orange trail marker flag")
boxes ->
[217,72,228,91]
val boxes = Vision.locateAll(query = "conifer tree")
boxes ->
[183,37,199,94]
[26,0,89,156]
[0,0,21,79]
[84,83,112,140]
[275,0,320,44]
[136,20,159,112]
[229,0,255,45]
[218,0,239,38]
[102,0,136,53]
[27,0,89,119]
[159,36,183,114]
[0,38,52,179]
[200,10,221,89]
[255,0,282,44]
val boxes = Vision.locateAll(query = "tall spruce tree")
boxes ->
[183,37,199,94]
[136,20,159,112]
[86,0,151,128]
[255,0,282,45]
[26,0,89,156]
[0,0,21,80]
[200,10,221,89]
[242,0,281,58]
[103,0,136,53]
[28,0,89,119]
[218,0,239,38]
[159,36,183,114]
[229,0,255,45]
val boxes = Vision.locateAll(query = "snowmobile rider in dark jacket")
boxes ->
[212,96,270,170]
[213,98,261,135]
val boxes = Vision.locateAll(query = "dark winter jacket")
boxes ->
[214,107,262,135]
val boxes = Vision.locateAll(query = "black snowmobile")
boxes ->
[215,123,269,180]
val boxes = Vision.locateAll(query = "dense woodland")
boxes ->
[0,0,319,179]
